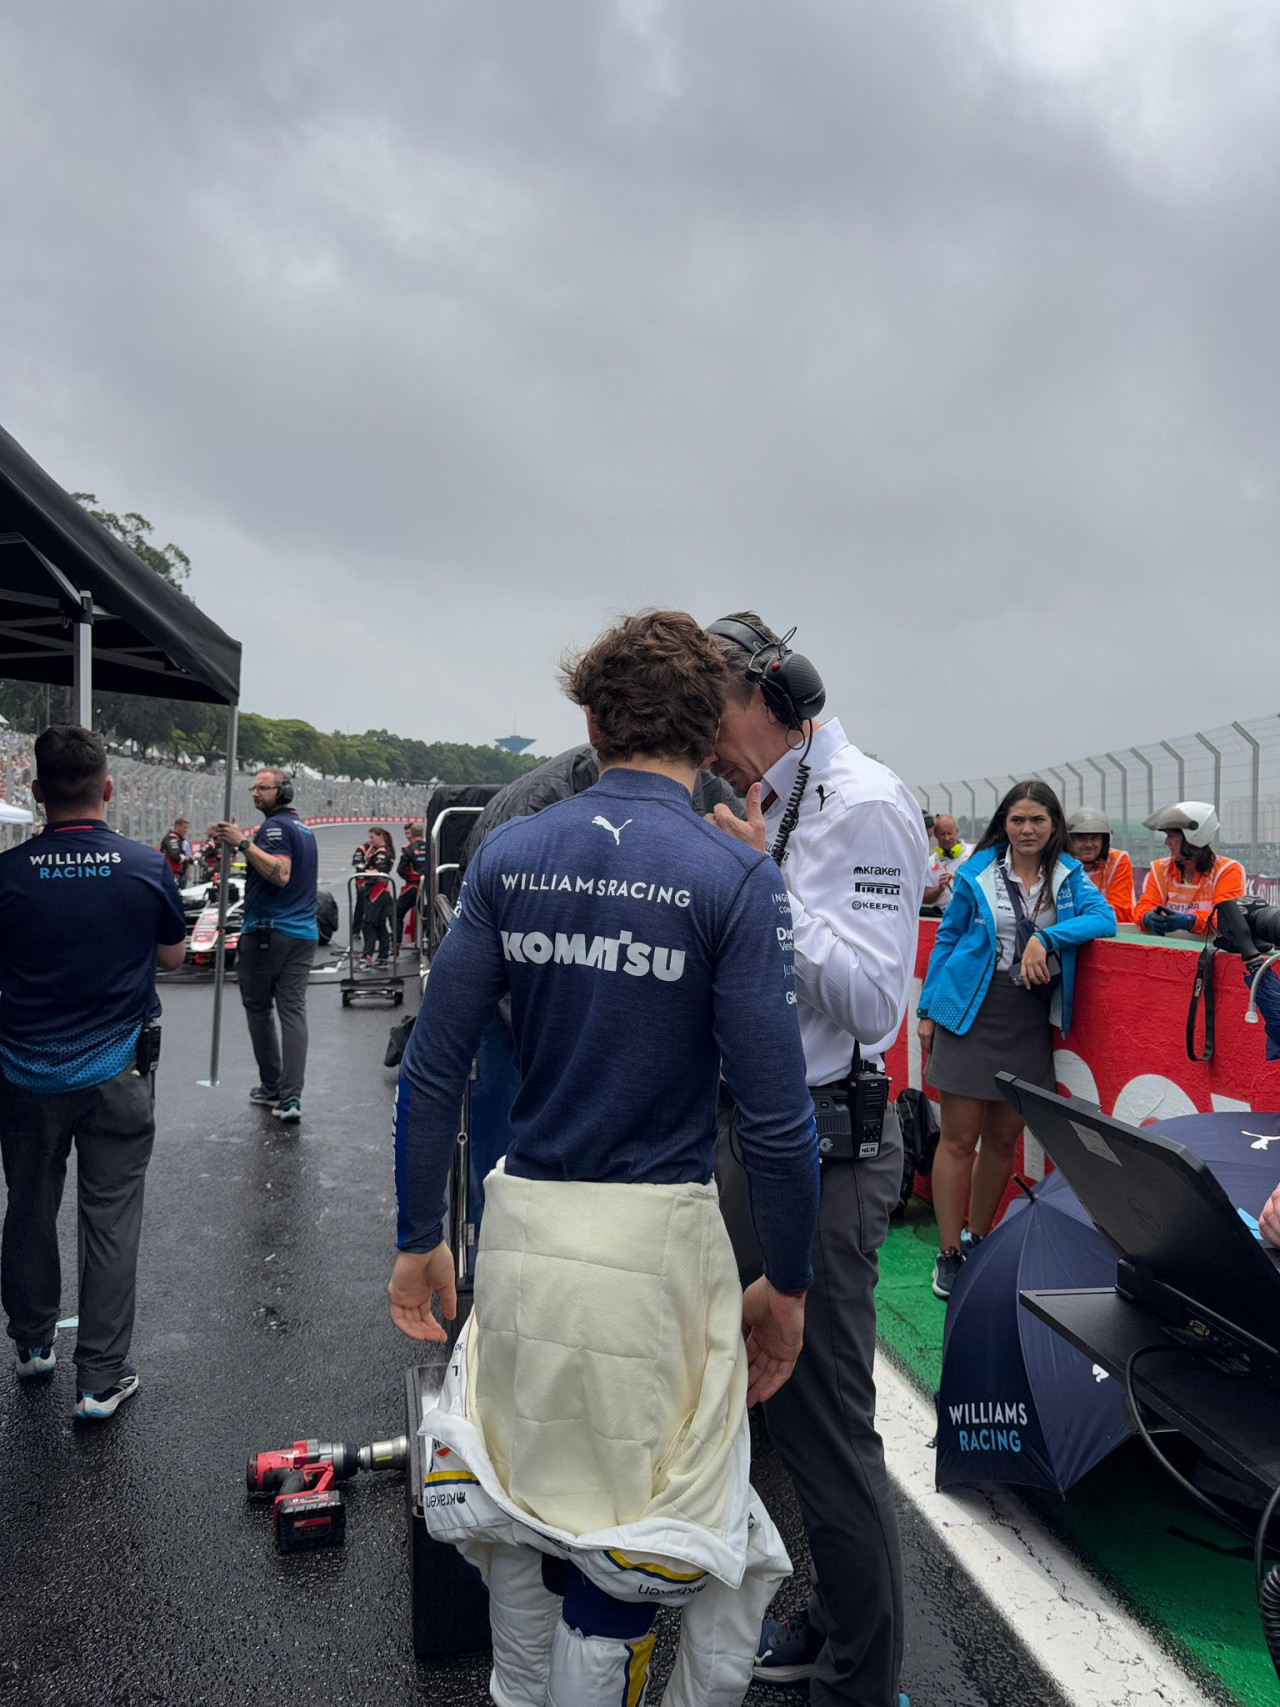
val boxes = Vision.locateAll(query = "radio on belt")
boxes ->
[812,1045,888,1161]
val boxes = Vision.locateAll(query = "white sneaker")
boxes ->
[74,1373,140,1420]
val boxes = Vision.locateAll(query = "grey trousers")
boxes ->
[0,1065,156,1392]
[716,1099,905,1707]
[237,931,315,1101]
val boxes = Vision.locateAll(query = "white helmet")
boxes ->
[1067,808,1111,838]
[1143,800,1220,848]
[1067,808,1111,861]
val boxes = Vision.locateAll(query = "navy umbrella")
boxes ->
[935,1172,1128,1493]
[935,1109,1280,1494]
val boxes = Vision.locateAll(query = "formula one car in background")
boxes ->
[184,879,338,967]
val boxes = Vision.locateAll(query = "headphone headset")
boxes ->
[270,771,294,808]
[706,617,826,732]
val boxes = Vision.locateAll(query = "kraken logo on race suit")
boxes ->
[591,815,633,846]
[500,928,686,982]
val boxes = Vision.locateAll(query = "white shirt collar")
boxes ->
[761,718,849,813]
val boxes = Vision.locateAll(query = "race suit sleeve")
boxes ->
[1133,861,1168,929]
[394,852,508,1253]
[785,798,924,1047]
[1190,859,1246,936]
[1039,868,1116,950]
[713,860,819,1295]
[1106,853,1135,925]
[917,877,975,1020]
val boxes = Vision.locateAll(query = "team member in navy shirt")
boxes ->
[0,726,187,1420]
[214,768,318,1124]
[389,612,820,1707]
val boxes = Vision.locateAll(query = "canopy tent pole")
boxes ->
[72,590,93,726]
[203,703,239,1088]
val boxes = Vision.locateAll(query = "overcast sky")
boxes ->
[2,1,1277,787]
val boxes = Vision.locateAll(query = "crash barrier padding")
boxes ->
[886,923,1280,1216]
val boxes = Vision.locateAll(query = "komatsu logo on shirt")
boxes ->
[501,928,687,982]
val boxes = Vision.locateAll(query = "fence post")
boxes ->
[1065,763,1085,807]
[984,777,1002,813]
[1194,732,1222,815]
[1231,721,1260,876]
[1105,754,1129,846]
[1130,747,1156,857]
[1086,757,1107,811]
[916,786,931,812]
[1046,768,1068,806]
[1160,740,1186,800]
[940,784,953,814]
[964,782,977,838]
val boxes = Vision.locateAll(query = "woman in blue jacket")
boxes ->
[917,781,1115,1300]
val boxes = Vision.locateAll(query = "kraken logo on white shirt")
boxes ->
[500,928,686,982]
[591,815,632,845]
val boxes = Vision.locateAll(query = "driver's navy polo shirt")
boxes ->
[0,819,187,1092]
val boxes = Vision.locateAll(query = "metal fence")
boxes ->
[913,712,1280,878]
[0,729,445,851]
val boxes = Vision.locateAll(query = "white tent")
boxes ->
[0,799,33,824]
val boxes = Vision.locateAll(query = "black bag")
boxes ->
[892,1087,940,1216]
[316,890,339,946]
[384,1012,415,1069]
[997,864,1061,999]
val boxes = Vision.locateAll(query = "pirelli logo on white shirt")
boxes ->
[850,864,903,910]
[500,928,687,982]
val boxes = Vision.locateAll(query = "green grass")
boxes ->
[879,1206,1276,1706]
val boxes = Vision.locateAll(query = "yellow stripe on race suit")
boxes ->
[605,1549,706,1584]
[424,1470,479,1486]
[621,1630,656,1707]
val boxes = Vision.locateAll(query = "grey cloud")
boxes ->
[0,1,1276,776]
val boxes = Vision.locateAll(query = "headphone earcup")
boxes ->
[759,653,826,729]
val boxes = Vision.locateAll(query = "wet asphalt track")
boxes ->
[0,826,1065,1707]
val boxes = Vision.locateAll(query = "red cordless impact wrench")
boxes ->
[246,1435,408,1553]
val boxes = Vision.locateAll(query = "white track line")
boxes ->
[877,1356,1215,1707]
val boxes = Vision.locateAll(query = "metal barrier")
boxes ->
[421,808,485,978]
[340,872,405,1007]
[914,711,1280,878]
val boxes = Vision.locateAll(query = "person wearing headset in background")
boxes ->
[1066,808,1135,924]
[213,768,318,1125]
[922,812,972,914]
[705,612,926,1707]
[1134,801,1244,936]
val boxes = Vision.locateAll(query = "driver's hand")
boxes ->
[388,1245,457,1342]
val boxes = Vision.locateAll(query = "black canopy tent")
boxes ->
[0,422,244,1083]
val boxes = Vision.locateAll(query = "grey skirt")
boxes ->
[926,972,1055,1102]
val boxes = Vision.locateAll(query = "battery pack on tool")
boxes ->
[274,1465,346,1553]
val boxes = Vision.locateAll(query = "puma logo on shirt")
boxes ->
[592,815,632,845]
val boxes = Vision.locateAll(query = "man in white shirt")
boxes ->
[922,813,972,913]
[705,613,927,1707]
